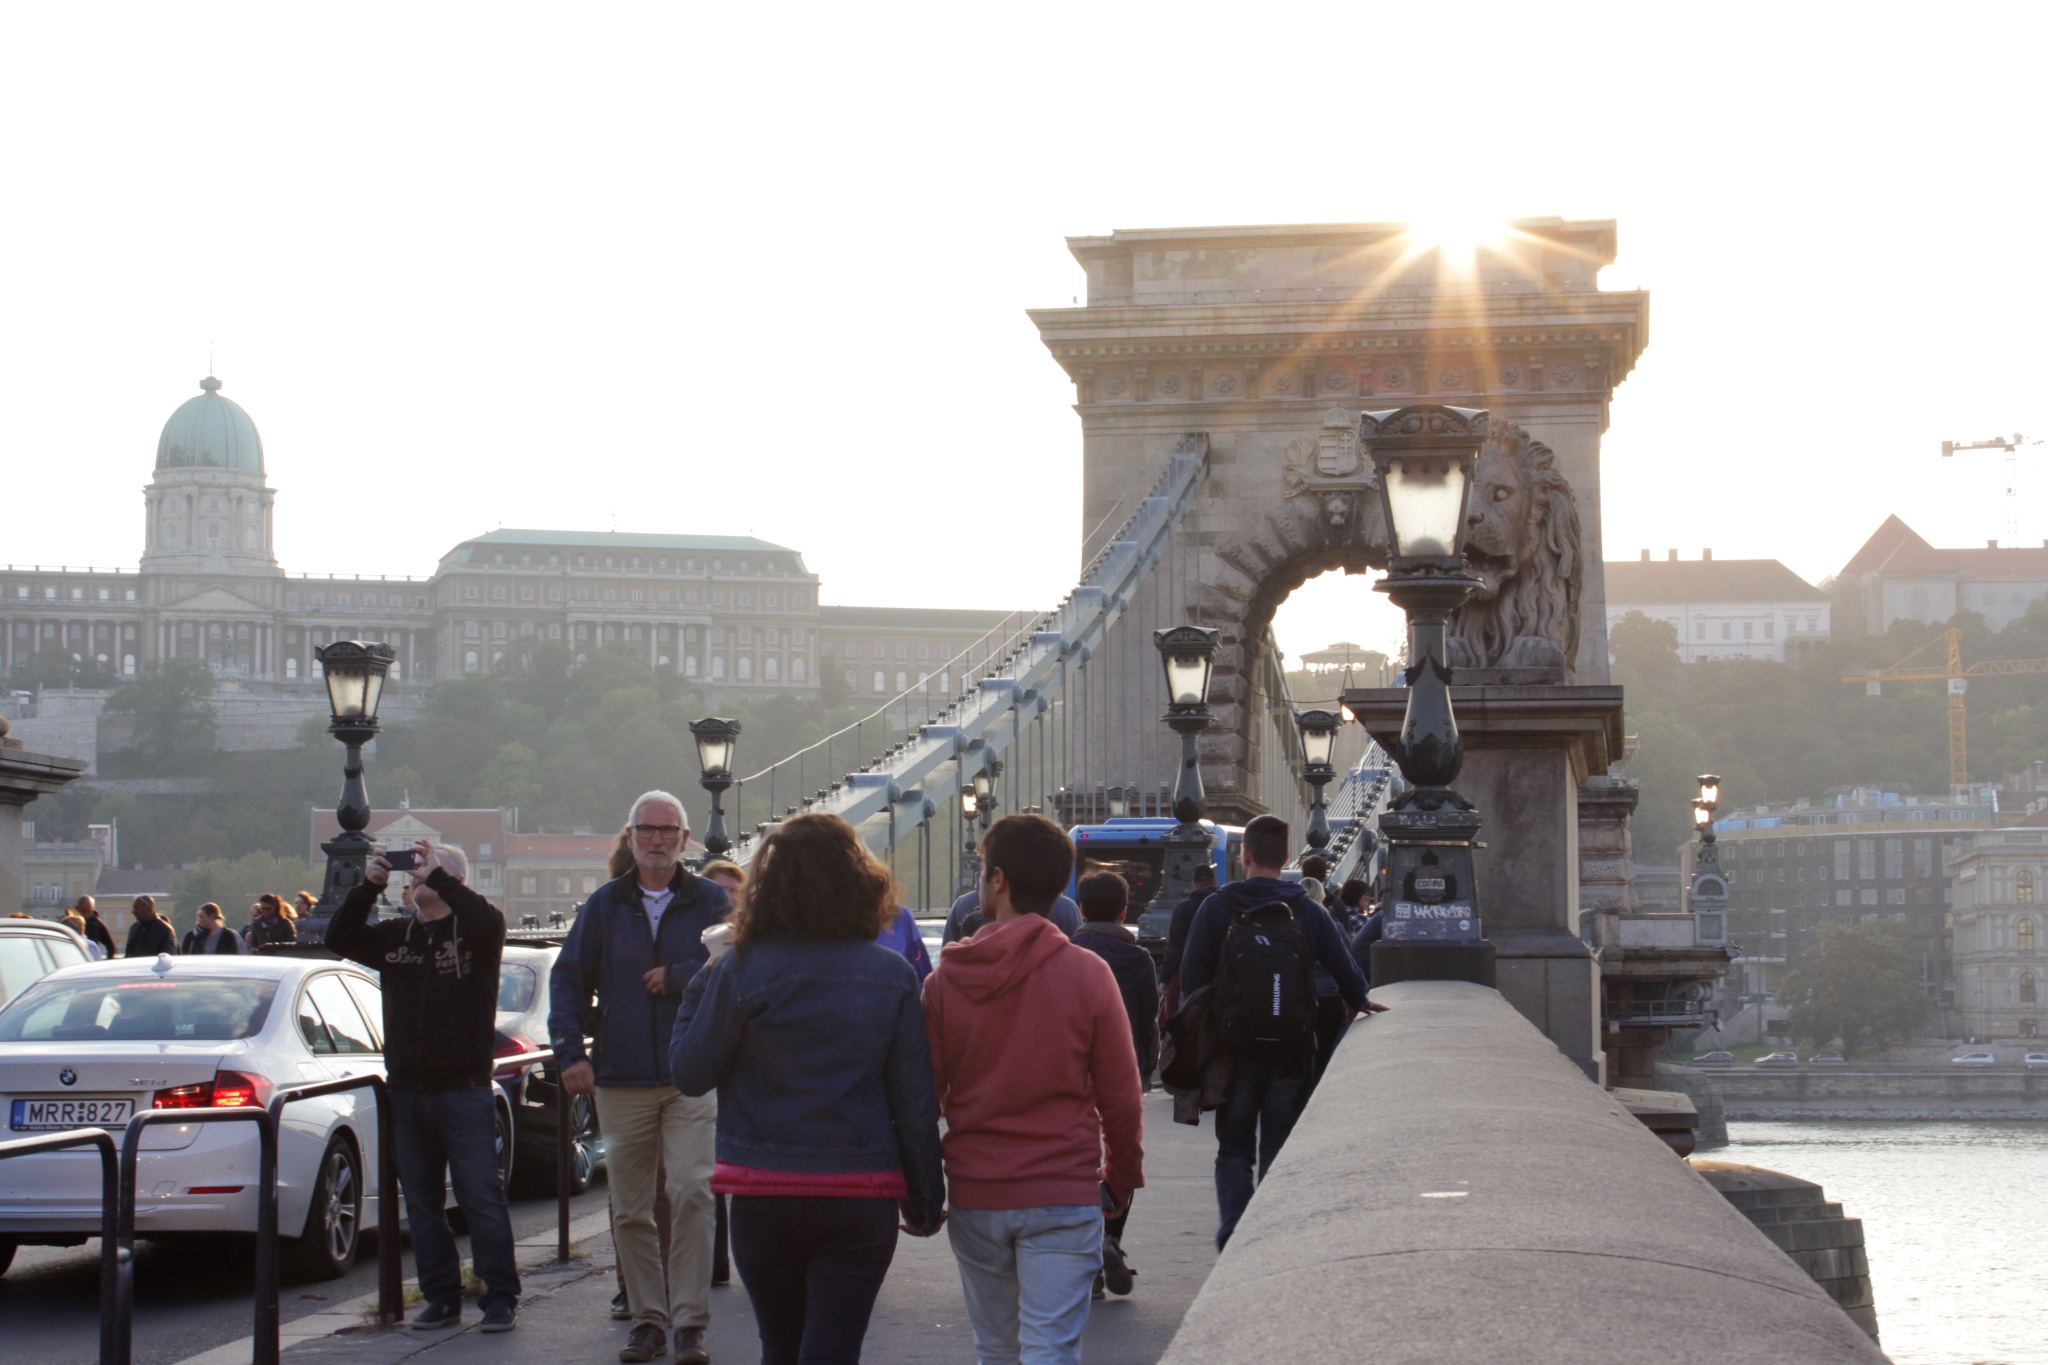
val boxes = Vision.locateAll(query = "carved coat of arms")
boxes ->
[1282,406,1376,532]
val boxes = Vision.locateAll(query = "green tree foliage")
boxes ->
[30,642,951,870]
[7,649,118,692]
[170,853,319,935]
[1778,920,1932,1057]
[105,657,218,771]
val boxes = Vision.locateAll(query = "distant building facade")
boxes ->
[1949,824,2046,1041]
[1606,550,1829,664]
[1828,515,2048,641]
[1689,785,1998,1013]
[816,606,1026,700]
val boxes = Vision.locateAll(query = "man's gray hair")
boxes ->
[626,790,690,829]
[432,843,470,881]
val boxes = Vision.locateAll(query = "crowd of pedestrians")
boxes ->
[53,887,312,962]
[206,779,1386,1365]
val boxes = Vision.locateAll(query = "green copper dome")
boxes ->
[156,376,264,473]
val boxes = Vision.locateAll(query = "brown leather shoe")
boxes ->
[619,1323,667,1362]
[674,1325,710,1364]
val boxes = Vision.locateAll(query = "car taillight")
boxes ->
[211,1070,272,1109]
[153,1069,273,1110]
[495,1033,539,1080]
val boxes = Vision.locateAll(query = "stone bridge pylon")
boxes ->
[1031,220,1649,823]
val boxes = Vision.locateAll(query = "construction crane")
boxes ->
[1941,433,2041,546]
[1844,627,2048,789]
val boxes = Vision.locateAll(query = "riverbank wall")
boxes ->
[1712,1067,2048,1120]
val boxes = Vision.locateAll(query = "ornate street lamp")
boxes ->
[958,761,999,896]
[690,717,741,859]
[1689,778,1729,947]
[1296,708,1341,850]
[1141,625,1221,944]
[307,641,397,936]
[1363,406,1490,974]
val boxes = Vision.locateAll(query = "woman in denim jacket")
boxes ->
[671,813,946,1365]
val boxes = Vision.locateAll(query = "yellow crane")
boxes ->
[1844,627,2048,788]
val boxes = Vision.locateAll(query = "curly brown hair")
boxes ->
[607,826,634,880]
[732,813,893,950]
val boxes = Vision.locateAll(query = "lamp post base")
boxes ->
[1370,939,1497,988]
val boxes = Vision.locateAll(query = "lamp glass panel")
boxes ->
[972,770,993,801]
[1107,787,1128,817]
[1692,802,1712,828]
[360,670,388,721]
[695,731,736,775]
[960,789,977,817]
[1697,777,1721,806]
[1162,650,1213,707]
[1383,455,1471,558]
[325,667,368,719]
[1300,722,1337,768]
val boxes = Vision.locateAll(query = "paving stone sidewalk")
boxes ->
[218,1090,1217,1365]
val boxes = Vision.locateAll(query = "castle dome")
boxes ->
[155,375,264,473]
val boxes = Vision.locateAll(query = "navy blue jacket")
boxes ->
[548,866,733,1086]
[1179,877,1369,1024]
[670,938,945,1231]
[1073,922,1161,1077]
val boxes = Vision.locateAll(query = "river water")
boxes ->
[1725,1121,2048,1365]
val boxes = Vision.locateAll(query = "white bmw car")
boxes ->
[0,951,511,1282]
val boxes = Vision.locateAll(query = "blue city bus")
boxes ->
[1067,817,1244,953]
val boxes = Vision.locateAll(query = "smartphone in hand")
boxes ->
[382,850,420,871]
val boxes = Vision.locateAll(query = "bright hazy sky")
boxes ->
[5,5,2044,670]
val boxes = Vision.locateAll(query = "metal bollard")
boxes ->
[0,1126,121,1364]
[267,1074,402,1326]
[118,1107,276,1365]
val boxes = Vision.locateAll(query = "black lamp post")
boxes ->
[1137,625,1220,950]
[1296,708,1341,850]
[1362,406,1492,981]
[307,641,397,936]
[690,717,741,860]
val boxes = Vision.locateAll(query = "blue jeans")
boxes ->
[946,1205,1101,1365]
[389,1085,521,1310]
[1213,1051,1310,1249]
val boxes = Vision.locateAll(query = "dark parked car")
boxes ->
[494,942,604,1196]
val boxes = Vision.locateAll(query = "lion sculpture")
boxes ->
[1444,419,1582,679]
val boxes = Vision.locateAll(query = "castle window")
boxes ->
[2022,918,2038,952]
[2019,870,2035,904]
[2022,971,2038,1004]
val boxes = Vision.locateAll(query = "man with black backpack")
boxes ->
[1178,814,1369,1249]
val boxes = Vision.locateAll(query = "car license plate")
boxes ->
[10,1097,135,1130]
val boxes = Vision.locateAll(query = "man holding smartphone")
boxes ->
[327,839,521,1334]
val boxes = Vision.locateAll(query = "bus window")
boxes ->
[1078,851,1165,908]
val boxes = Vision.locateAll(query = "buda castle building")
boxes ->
[2,376,825,697]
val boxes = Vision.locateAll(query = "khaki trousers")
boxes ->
[596,1085,717,1331]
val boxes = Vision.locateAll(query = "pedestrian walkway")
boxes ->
[186,1090,1217,1365]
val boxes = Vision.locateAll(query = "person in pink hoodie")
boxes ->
[924,813,1146,1365]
